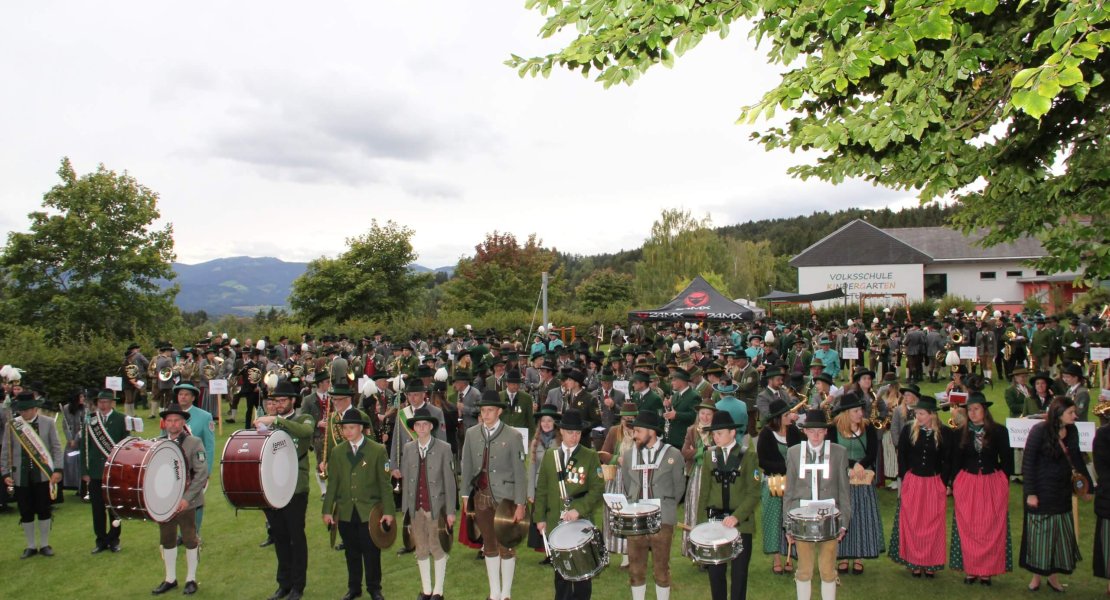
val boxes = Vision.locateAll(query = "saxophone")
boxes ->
[868,390,887,429]
[819,390,834,422]
[318,394,333,481]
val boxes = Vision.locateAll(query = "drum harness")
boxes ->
[708,442,743,520]
[630,442,668,506]
[554,446,588,511]
[799,440,833,507]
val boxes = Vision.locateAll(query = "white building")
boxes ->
[789,219,1077,310]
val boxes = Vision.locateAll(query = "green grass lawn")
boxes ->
[3,378,1107,599]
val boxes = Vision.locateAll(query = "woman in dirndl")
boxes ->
[756,398,802,575]
[527,404,562,563]
[1021,396,1087,592]
[889,391,951,577]
[599,401,638,568]
[878,373,902,488]
[1092,422,1110,596]
[681,402,717,558]
[828,391,885,575]
[949,391,1013,585]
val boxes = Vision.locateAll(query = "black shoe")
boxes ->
[370,591,385,600]
[260,537,274,547]
[110,544,121,553]
[92,545,108,554]
[286,592,303,600]
[226,418,235,423]
[539,556,551,565]
[430,596,443,600]
[417,594,431,600]
[151,581,178,595]
[21,548,37,559]
[39,546,54,557]
[965,576,977,584]
[924,570,936,579]
[183,581,198,595]
[340,592,361,600]
[980,577,992,586]
[335,542,345,551]
[475,550,484,560]
[267,588,291,600]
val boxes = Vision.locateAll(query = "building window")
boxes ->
[1036,270,1047,276]
[1006,270,1023,277]
[980,272,997,280]
[924,273,947,299]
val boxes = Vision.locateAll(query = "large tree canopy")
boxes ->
[0,158,177,340]
[442,232,566,314]
[289,220,428,325]
[510,0,1109,282]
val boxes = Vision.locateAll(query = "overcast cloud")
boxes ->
[0,1,918,268]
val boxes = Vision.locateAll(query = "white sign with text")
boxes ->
[959,346,978,361]
[842,347,859,360]
[1007,418,1094,452]
[208,379,228,395]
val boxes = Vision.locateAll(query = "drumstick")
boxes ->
[540,528,552,557]
[675,523,693,532]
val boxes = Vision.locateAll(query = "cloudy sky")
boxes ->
[0,1,916,268]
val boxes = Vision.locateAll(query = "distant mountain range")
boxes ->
[167,257,454,316]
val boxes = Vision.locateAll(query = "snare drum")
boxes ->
[785,505,841,542]
[102,437,187,523]
[548,519,609,581]
[686,520,743,565]
[221,429,297,509]
[611,502,661,536]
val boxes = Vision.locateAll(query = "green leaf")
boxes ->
[1057,65,1083,87]
[1011,68,1039,89]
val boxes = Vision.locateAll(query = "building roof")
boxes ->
[791,219,1048,267]
[884,226,1046,261]
[788,219,933,267]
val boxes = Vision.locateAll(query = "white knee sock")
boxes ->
[621,554,629,567]
[500,557,516,599]
[631,585,646,600]
[821,579,837,600]
[484,556,501,600]
[22,522,35,547]
[417,558,432,594]
[37,518,51,547]
[433,556,448,595]
[185,547,199,582]
[796,580,812,600]
[162,547,178,583]
[655,585,670,600]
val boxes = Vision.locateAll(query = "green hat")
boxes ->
[618,402,639,417]
[851,368,875,383]
[330,383,354,397]
[695,401,718,413]
[536,404,562,421]
[899,383,923,402]
[557,409,591,432]
[762,399,792,426]
[96,389,118,402]
[631,410,665,434]
[477,389,507,409]
[833,391,865,416]
[965,391,992,408]
[630,372,651,384]
[669,367,691,382]
[704,410,741,431]
[269,379,301,398]
[12,392,41,412]
[798,409,830,428]
[406,406,439,429]
[172,383,201,398]
[1029,371,1053,387]
[338,408,369,426]
[763,367,784,379]
[912,395,939,412]
[405,378,427,393]
[160,402,190,420]
[812,373,833,386]
[599,370,615,382]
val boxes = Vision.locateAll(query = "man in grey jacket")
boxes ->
[151,403,210,596]
[460,391,527,600]
[400,407,457,600]
[2,392,63,558]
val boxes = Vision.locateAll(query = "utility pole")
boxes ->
[541,271,549,329]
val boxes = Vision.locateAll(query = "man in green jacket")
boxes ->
[664,368,698,448]
[696,410,762,600]
[255,380,315,600]
[631,372,663,416]
[322,408,394,600]
[81,389,128,554]
[534,409,604,600]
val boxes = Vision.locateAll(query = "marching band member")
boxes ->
[827,392,884,575]
[533,409,604,600]
[399,406,457,600]
[151,402,208,595]
[949,392,1012,585]
[619,410,685,600]
[681,402,717,558]
[783,409,850,600]
[1025,371,1055,417]
[80,390,127,553]
[757,399,802,575]
[697,410,761,600]
[166,383,214,533]
[322,408,394,600]
[460,390,527,600]
[528,404,562,563]
[1021,396,1086,592]
[889,394,950,578]
[2,391,63,558]
[254,380,315,600]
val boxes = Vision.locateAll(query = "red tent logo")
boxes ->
[683,291,709,307]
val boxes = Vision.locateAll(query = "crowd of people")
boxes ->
[1,307,1109,599]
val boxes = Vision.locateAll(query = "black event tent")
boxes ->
[629,276,755,322]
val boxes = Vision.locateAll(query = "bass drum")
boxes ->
[102,437,187,523]
[221,429,297,509]
[548,519,608,582]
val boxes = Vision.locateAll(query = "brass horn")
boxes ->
[124,364,140,380]
[950,331,964,345]
[246,367,263,384]
[157,367,174,382]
